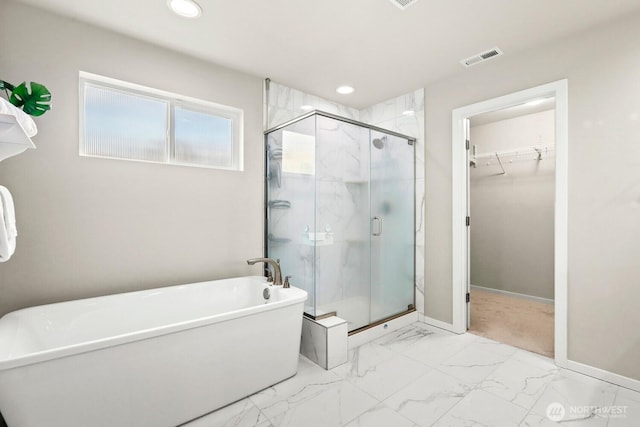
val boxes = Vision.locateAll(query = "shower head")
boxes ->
[372,136,387,150]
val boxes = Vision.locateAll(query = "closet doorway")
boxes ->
[451,80,568,365]
[467,100,556,357]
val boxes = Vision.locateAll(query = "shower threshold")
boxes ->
[348,308,416,336]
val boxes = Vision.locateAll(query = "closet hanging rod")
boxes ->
[472,144,554,161]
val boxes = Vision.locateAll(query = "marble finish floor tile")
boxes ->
[181,399,271,427]
[369,322,436,354]
[433,389,528,427]
[343,404,417,427]
[333,340,397,378]
[434,342,512,384]
[529,370,618,426]
[335,353,430,401]
[384,369,473,427]
[510,348,558,373]
[608,387,640,427]
[249,358,344,420]
[183,323,639,427]
[401,328,479,367]
[470,335,520,358]
[521,386,640,427]
[478,357,557,410]
[519,413,563,426]
[266,381,378,427]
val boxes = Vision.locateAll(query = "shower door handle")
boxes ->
[372,216,383,236]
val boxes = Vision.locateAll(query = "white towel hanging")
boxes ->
[0,98,38,137]
[0,186,17,262]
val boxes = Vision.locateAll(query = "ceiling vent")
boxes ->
[389,0,419,10]
[460,47,504,67]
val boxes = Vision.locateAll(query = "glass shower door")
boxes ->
[369,130,415,323]
[265,111,415,333]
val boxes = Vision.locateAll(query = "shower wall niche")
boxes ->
[265,111,415,332]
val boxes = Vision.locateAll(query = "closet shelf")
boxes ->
[0,114,36,162]
[472,145,554,161]
[470,145,554,169]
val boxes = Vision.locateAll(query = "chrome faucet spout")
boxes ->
[247,257,283,286]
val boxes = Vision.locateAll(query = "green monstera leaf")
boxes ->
[9,81,52,117]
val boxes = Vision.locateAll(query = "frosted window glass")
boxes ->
[174,107,233,167]
[84,85,168,162]
[80,73,243,170]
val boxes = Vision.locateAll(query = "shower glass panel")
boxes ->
[315,116,371,330]
[265,115,317,313]
[370,130,415,323]
[265,111,414,332]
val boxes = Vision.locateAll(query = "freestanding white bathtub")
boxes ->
[0,276,307,427]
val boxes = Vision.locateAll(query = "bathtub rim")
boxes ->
[0,276,307,371]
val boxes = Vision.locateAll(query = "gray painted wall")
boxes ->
[424,11,640,380]
[470,110,555,300]
[0,2,264,315]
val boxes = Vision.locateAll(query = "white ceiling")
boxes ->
[13,0,640,108]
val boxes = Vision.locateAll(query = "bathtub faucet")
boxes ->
[247,258,283,286]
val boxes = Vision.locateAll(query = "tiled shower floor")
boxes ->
[183,322,639,427]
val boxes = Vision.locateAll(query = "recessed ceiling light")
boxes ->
[300,105,314,111]
[389,0,420,10]
[336,86,354,95]
[402,110,415,116]
[168,0,202,18]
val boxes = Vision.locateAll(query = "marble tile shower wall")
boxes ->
[266,82,426,318]
[266,82,360,129]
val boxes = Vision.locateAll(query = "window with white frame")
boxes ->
[79,72,243,170]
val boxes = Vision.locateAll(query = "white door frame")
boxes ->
[451,80,569,367]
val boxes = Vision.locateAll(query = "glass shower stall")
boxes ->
[264,111,415,332]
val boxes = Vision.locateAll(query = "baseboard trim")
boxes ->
[471,285,554,305]
[563,359,640,392]
[421,316,460,334]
